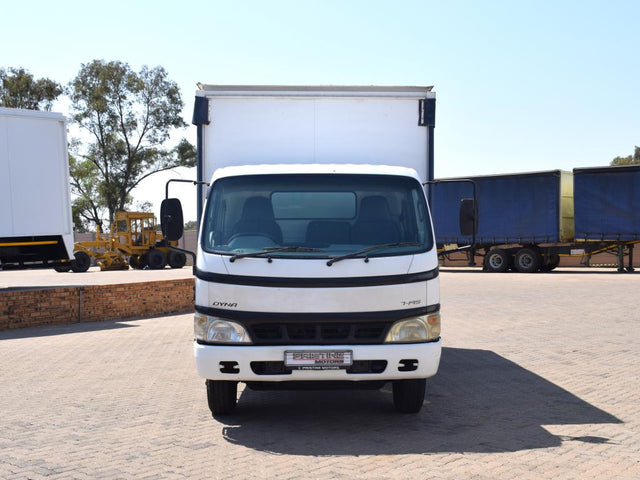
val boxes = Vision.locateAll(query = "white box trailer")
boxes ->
[161,85,464,415]
[0,108,74,270]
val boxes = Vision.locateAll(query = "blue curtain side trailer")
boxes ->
[432,167,638,272]
[573,165,640,272]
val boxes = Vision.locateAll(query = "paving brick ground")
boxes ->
[1,268,638,479]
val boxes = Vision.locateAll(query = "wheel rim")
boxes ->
[519,254,533,268]
[488,254,503,269]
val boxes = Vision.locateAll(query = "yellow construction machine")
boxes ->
[56,211,186,272]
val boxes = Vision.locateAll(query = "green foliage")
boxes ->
[610,146,640,166]
[135,200,153,213]
[184,220,197,230]
[69,150,107,233]
[0,67,63,111]
[68,60,196,230]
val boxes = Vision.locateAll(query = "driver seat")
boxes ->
[231,196,283,244]
[352,195,400,244]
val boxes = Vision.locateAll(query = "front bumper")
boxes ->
[194,340,441,382]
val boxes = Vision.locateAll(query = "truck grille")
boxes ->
[248,322,391,345]
[250,360,388,375]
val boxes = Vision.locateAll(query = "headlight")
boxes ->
[194,313,252,344]
[384,313,440,343]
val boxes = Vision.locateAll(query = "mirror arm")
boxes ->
[165,179,209,200]
[167,245,198,275]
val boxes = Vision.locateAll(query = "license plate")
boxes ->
[285,350,353,370]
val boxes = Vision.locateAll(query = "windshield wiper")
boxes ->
[326,242,422,266]
[229,246,326,262]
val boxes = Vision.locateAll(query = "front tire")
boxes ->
[206,380,238,416]
[392,379,426,413]
[128,254,139,269]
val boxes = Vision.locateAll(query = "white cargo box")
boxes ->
[0,108,74,266]
[195,85,436,186]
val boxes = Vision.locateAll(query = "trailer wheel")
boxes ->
[514,248,542,273]
[145,249,166,269]
[206,380,238,416]
[168,251,187,269]
[540,253,560,272]
[392,378,426,413]
[484,248,511,272]
[54,264,71,273]
[71,251,91,273]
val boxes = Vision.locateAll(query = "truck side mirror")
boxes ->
[161,198,184,241]
[459,198,478,236]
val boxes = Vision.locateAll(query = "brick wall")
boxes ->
[0,278,194,330]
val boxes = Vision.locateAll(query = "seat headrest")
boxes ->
[241,196,275,221]
[358,196,392,221]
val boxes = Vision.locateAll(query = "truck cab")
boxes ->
[192,163,440,413]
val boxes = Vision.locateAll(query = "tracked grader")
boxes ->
[56,211,186,272]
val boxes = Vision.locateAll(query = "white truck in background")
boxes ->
[162,85,471,414]
[0,108,76,270]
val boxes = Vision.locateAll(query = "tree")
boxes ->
[0,67,62,111]
[610,146,640,166]
[184,220,198,230]
[69,151,106,233]
[68,60,196,230]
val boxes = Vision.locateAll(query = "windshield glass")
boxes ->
[201,173,433,258]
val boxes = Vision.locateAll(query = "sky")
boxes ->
[2,0,639,222]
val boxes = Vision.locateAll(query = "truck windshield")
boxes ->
[201,174,433,258]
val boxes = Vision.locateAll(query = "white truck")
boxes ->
[162,85,469,414]
[0,108,75,270]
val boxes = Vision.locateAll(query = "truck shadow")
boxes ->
[217,347,621,455]
[0,319,138,339]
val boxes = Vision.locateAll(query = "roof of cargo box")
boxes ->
[210,163,422,182]
[0,107,65,121]
[196,85,434,98]
[573,164,640,174]
[434,169,568,182]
